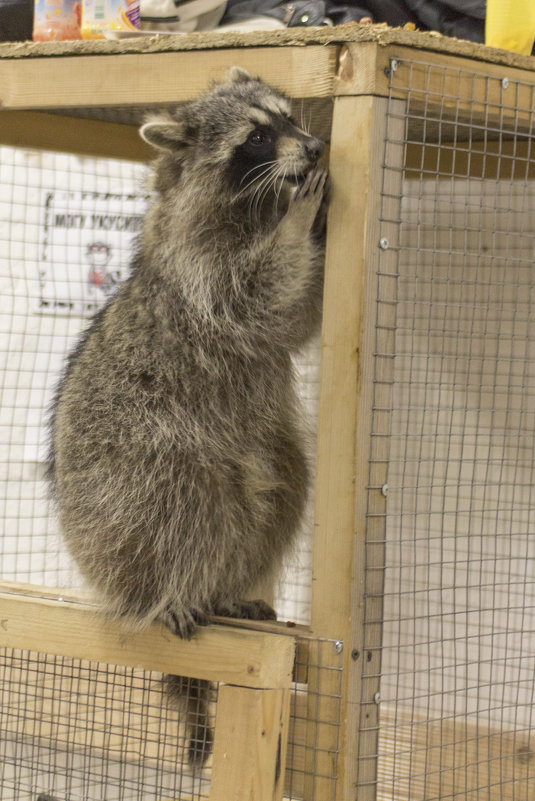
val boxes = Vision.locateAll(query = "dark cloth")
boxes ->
[222,0,486,37]
[0,0,33,41]
[404,0,485,41]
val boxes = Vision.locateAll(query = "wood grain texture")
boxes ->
[310,94,405,801]
[0,47,337,110]
[0,110,152,161]
[0,590,295,689]
[377,705,535,801]
[211,685,290,801]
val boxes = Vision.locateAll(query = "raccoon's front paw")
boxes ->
[288,167,329,230]
[160,605,211,639]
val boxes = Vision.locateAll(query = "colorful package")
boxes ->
[33,0,82,41]
[81,0,140,38]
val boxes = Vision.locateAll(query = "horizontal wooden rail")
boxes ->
[0,587,295,690]
[0,110,153,162]
[0,46,338,110]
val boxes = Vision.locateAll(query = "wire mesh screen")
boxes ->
[0,633,342,801]
[0,142,320,625]
[362,58,535,800]
[0,647,217,801]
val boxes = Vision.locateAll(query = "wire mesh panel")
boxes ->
[285,636,344,801]
[0,147,148,588]
[0,647,216,801]
[361,58,535,800]
[0,631,342,801]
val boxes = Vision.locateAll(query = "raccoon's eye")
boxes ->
[248,129,270,146]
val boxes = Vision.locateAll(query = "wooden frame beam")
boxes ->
[0,110,152,161]
[0,46,338,110]
[0,589,294,690]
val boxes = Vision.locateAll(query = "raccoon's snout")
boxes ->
[302,138,324,164]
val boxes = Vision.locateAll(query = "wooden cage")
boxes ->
[2,25,535,801]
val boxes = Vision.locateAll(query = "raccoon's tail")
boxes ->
[166,675,214,768]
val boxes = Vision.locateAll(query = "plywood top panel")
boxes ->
[0,25,534,76]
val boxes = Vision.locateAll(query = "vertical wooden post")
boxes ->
[309,92,406,801]
[211,684,290,801]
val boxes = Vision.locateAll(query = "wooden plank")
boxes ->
[334,42,383,96]
[383,45,535,130]
[405,138,535,181]
[377,705,535,801]
[0,46,338,110]
[335,43,535,134]
[350,97,404,801]
[0,591,294,689]
[309,94,404,801]
[0,110,152,161]
[0,581,311,681]
[211,684,291,801]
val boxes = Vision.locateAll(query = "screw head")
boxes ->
[333,640,343,654]
[390,58,399,71]
[502,77,509,89]
[374,692,381,704]
[381,484,389,497]
[379,237,389,250]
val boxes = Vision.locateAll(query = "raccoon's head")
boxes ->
[140,67,324,203]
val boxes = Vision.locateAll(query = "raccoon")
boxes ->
[49,67,328,765]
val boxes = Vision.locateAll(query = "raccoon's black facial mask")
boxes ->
[228,126,277,190]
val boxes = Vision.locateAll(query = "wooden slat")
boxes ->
[0,590,294,689]
[405,138,535,181]
[309,93,405,801]
[377,705,535,801]
[0,581,311,681]
[350,96,405,801]
[0,46,338,110]
[0,110,152,161]
[211,684,291,801]
[335,42,535,135]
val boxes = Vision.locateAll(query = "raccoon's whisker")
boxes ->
[274,164,288,219]
[253,180,275,222]
[235,161,279,195]
[248,168,276,222]
[251,175,271,221]
[257,165,282,217]
[233,163,280,204]
[232,165,276,203]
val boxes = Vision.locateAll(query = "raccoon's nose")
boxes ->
[303,138,324,163]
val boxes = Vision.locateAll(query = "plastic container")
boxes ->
[81,0,140,38]
[33,0,82,40]
[486,0,535,55]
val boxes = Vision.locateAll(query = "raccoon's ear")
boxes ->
[139,116,190,154]
[228,66,252,83]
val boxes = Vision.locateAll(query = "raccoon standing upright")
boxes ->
[49,67,329,760]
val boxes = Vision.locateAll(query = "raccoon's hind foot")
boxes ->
[215,599,277,622]
[160,605,211,639]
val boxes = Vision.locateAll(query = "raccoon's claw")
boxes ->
[294,167,328,199]
[160,606,211,639]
